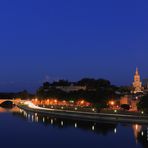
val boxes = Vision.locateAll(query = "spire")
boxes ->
[136,67,139,75]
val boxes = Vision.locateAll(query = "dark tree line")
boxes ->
[137,94,148,113]
[36,78,121,108]
[0,90,34,100]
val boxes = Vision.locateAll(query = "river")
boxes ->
[0,107,148,148]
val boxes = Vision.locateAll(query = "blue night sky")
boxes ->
[0,0,147,92]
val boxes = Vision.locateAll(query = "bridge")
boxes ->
[0,99,21,105]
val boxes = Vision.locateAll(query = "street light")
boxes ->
[75,107,78,111]
[110,101,115,105]
[92,108,95,112]
[114,110,117,113]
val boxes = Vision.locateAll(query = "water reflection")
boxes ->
[0,106,18,113]
[13,109,118,136]
[138,130,148,148]
[7,107,148,148]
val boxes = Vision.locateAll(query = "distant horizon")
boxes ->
[0,69,147,93]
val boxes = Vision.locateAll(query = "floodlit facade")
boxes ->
[132,68,143,94]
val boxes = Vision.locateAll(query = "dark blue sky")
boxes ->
[0,0,147,92]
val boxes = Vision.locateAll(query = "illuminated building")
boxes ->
[132,68,143,94]
[130,100,138,111]
[120,95,138,111]
[120,95,131,105]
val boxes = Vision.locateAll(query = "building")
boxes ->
[132,68,143,94]
[120,95,131,105]
[120,95,139,111]
[130,100,139,111]
[56,85,87,92]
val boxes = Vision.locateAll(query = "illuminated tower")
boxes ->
[132,68,143,94]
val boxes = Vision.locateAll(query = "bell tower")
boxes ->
[132,68,143,94]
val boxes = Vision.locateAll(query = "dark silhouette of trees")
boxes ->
[36,78,118,108]
[0,90,34,100]
[43,82,50,89]
[137,94,148,113]
[77,78,111,90]
[16,90,34,99]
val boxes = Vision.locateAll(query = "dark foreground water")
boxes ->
[0,107,148,148]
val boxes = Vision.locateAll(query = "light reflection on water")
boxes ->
[0,107,148,148]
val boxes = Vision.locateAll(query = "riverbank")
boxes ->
[17,104,148,124]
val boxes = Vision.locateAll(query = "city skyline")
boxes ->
[0,67,147,92]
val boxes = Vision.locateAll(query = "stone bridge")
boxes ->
[0,99,21,105]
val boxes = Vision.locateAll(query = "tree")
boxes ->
[137,94,148,113]
[36,78,117,108]
[77,78,111,90]
[17,90,29,99]
[96,79,111,88]
[43,82,50,89]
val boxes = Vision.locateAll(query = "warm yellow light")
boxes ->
[24,101,39,109]
[80,100,85,104]
[110,101,115,105]
[54,99,57,103]
[135,124,139,131]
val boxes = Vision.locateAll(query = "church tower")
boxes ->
[132,68,143,94]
